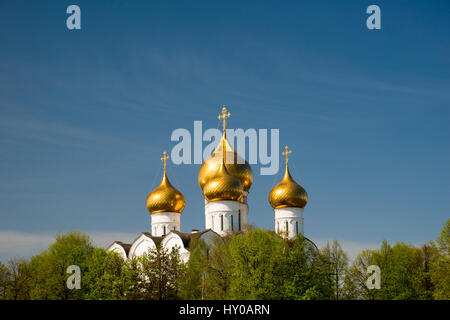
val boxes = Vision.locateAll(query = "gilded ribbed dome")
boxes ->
[203,160,244,202]
[198,133,253,192]
[269,161,308,209]
[146,154,185,214]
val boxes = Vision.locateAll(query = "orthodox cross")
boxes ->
[161,151,170,173]
[282,145,292,166]
[218,105,231,133]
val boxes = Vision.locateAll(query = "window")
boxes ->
[238,210,241,231]
[231,215,234,232]
[163,225,166,235]
[221,215,224,231]
[285,221,289,233]
[295,221,298,235]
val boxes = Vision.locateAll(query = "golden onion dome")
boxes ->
[269,157,308,209]
[203,159,244,202]
[146,153,186,214]
[198,133,253,192]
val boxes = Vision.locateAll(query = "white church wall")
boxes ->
[106,243,128,260]
[128,233,157,259]
[274,207,304,239]
[151,212,180,237]
[161,232,191,263]
[205,200,245,236]
[239,202,249,231]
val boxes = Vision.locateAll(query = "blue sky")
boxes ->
[0,0,449,260]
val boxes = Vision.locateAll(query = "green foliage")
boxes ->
[280,235,334,300]
[0,261,7,299]
[429,219,450,300]
[83,249,127,300]
[135,245,186,300]
[0,223,449,300]
[179,230,334,300]
[178,238,211,299]
[226,229,285,299]
[27,231,94,299]
[196,235,231,299]
[0,258,32,300]
[344,241,435,300]
[321,240,349,299]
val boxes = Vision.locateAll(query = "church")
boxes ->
[107,106,309,262]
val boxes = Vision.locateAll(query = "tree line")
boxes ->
[0,219,448,300]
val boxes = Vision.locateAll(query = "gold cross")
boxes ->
[161,151,169,172]
[282,145,292,166]
[218,105,231,133]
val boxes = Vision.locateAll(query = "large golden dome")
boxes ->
[146,153,186,214]
[269,147,308,209]
[198,133,253,192]
[203,159,244,202]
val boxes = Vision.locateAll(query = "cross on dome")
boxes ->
[218,105,231,134]
[282,145,292,166]
[161,151,169,172]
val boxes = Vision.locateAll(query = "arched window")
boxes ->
[285,221,289,234]
[163,225,166,235]
[295,221,299,235]
[231,215,234,232]
[221,215,224,231]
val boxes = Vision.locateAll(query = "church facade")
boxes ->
[107,106,309,261]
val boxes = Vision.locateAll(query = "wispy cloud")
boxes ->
[312,238,381,262]
[0,230,427,265]
[0,230,137,262]
[0,114,150,151]
[312,238,426,263]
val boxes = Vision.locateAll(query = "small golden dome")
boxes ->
[146,153,186,214]
[269,147,308,209]
[198,133,253,192]
[203,160,244,202]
